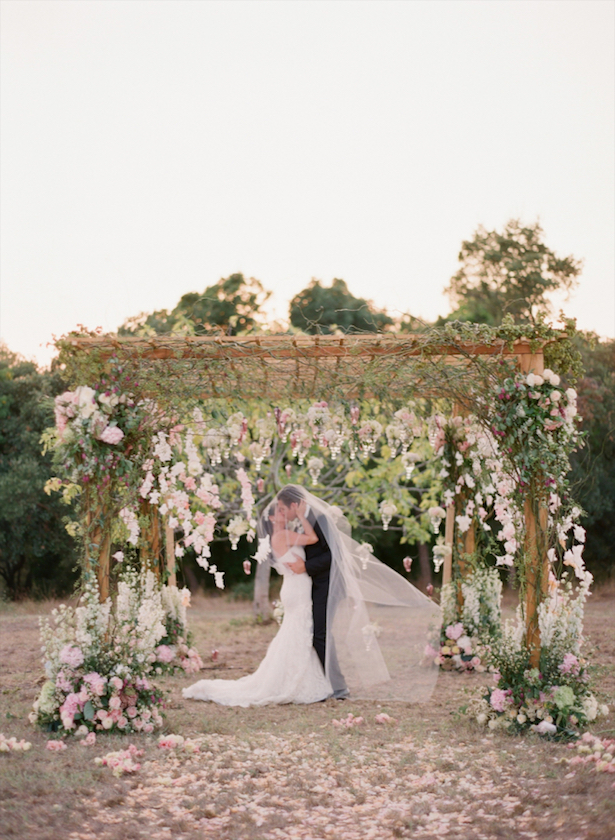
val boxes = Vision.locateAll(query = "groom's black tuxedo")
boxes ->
[303,513,331,670]
[303,511,348,698]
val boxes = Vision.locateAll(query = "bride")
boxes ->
[183,486,441,707]
[182,498,333,706]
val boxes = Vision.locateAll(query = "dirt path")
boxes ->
[0,590,613,840]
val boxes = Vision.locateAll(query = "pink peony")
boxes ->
[99,425,124,445]
[489,688,509,713]
[155,645,175,664]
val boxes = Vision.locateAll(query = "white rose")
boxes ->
[550,390,562,402]
[533,374,544,386]
[565,387,577,402]
[526,373,537,387]
[74,385,97,419]
[477,713,487,725]
[517,713,527,724]
[543,369,561,386]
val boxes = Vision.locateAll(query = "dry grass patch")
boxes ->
[0,589,613,840]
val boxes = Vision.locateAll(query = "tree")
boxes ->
[0,347,78,597]
[443,220,582,326]
[119,274,271,336]
[569,335,615,581]
[289,278,393,334]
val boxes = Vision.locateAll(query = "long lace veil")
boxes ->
[257,486,442,703]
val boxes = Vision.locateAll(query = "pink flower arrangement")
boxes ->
[80,732,96,746]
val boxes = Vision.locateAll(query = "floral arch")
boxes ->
[35,322,601,739]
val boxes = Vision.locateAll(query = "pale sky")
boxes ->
[1,0,614,368]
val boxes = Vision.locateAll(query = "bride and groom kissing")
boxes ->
[183,484,441,707]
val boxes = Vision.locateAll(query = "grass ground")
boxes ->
[0,587,614,840]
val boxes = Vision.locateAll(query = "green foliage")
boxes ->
[569,334,615,580]
[119,273,271,336]
[289,278,393,334]
[0,346,78,598]
[442,219,581,326]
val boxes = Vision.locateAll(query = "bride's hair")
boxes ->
[261,502,277,537]
[277,485,306,506]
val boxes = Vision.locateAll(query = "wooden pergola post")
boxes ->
[140,499,163,578]
[165,518,177,586]
[517,349,547,669]
[84,489,111,602]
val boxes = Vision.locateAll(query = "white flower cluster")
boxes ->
[161,584,191,631]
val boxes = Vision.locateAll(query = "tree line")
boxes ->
[1,219,613,598]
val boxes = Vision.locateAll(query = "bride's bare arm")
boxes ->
[287,501,318,546]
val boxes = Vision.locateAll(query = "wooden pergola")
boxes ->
[67,332,548,666]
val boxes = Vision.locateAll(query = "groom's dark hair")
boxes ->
[277,485,306,506]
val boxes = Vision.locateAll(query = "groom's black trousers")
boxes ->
[311,574,329,669]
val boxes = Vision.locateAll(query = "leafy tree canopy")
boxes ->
[0,345,78,597]
[289,278,394,334]
[442,219,582,326]
[119,274,271,337]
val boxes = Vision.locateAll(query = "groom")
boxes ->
[276,485,349,700]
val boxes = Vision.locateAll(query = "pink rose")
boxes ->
[109,696,122,710]
[99,425,124,445]
[80,732,96,746]
[46,740,67,751]
[110,677,123,691]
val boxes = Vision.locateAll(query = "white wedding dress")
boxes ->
[182,548,333,706]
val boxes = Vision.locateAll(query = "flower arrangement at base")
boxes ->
[154,585,204,676]
[466,580,608,738]
[30,571,167,736]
